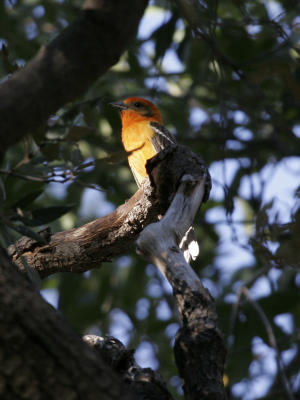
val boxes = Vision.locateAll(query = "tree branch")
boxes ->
[9,145,211,280]
[0,0,148,154]
[236,287,295,400]
[0,248,137,400]
[136,149,226,400]
[8,179,161,278]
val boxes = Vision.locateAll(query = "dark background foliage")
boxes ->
[1,0,299,399]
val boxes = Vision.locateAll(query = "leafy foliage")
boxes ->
[1,1,300,399]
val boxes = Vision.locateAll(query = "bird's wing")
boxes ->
[179,226,199,262]
[131,167,143,187]
[149,121,176,152]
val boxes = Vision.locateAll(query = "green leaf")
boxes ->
[7,222,46,244]
[40,143,60,161]
[71,148,83,166]
[152,14,178,61]
[65,126,95,141]
[4,179,45,209]
[94,150,129,165]
[127,48,143,74]
[0,177,6,204]
[27,205,74,226]
[12,190,43,210]
[1,43,19,73]
[256,200,273,234]
[176,27,191,62]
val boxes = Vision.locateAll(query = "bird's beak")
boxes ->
[110,102,129,111]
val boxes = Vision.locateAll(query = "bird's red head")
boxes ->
[111,97,163,128]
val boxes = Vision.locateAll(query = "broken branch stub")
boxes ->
[146,144,211,211]
[83,335,174,400]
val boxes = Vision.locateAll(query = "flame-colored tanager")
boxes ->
[111,97,199,262]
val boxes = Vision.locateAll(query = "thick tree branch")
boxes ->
[136,149,226,400]
[8,179,161,278]
[0,0,148,154]
[9,146,211,281]
[0,248,137,400]
[9,145,212,280]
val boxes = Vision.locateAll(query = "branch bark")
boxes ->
[136,148,226,400]
[0,0,148,155]
[8,146,210,280]
[1,244,175,399]
[8,174,162,279]
[0,248,136,400]
[83,335,174,400]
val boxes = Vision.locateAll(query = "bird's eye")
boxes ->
[134,102,142,108]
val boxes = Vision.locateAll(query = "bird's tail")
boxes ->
[179,226,199,263]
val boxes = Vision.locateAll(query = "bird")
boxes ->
[110,97,199,262]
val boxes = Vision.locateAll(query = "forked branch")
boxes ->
[137,147,226,400]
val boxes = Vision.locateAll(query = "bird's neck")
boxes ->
[121,110,163,129]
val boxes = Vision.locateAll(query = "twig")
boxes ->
[228,264,273,347]
[0,168,71,183]
[230,285,295,400]
[243,287,295,400]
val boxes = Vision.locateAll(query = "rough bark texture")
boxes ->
[0,248,136,400]
[8,179,162,278]
[83,335,174,400]
[9,145,211,280]
[174,289,226,400]
[137,147,226,400]
[0,0,148,155]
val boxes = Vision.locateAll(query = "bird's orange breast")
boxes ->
[122,121,156,185]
